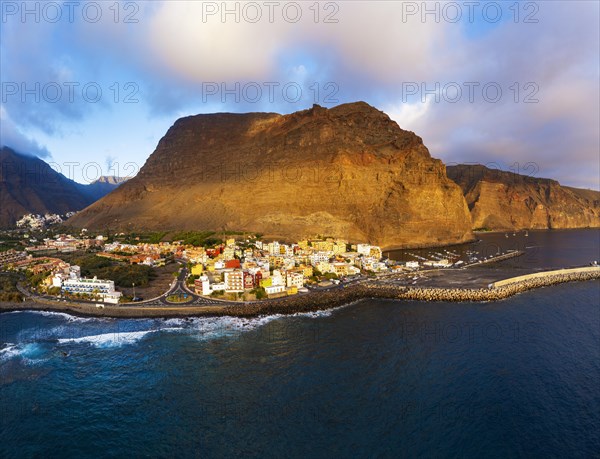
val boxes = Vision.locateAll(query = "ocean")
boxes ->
[1,229,599,458]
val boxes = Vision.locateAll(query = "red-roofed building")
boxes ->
[206,247,221,258]
[225,259,241,269]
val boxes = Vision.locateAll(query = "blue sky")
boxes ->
[1,0,598,189]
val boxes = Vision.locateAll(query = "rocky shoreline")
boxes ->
[0,269,598,319]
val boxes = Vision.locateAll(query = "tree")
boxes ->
[47,286,61,296]
[254,287,267,300]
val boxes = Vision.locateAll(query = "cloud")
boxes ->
[0,1,597,188]
[0,105,51,158]
[380,2,600,190]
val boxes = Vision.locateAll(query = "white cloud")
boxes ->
[0,0,597,188]
[385,98,432,131]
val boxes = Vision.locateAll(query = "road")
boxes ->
[130,261,231,307]
[15,251,529,309]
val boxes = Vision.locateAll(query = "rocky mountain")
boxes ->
[447,164,600,230]
[68,102,474,249]
[80,176,130,202]
[0,147,127,228]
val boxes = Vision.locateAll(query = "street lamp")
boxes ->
[132,282,136,301]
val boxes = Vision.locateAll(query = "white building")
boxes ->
[356,244,382,259]
[214,260,225,270]
[222,247,235,261]
[224,270,244,292]
[265,284,286,296]
[309,251,331,266]
[195,275,212,296]
[59,276,122,304]
[271,269,285,287]
[356,244,372,257]
[286,272,304,288]
[211,282,226,292]
[423,259,452,268]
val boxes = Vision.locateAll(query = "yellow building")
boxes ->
[298,264,313,278]
[312,240,334,252]
[260,278,272,288]
[332,241,347,254]
[316,261,333,274]
[286,286,298,295]
[191,264,204,276]
[370,247,382,259]
[333,263,350,277]
[269,256,284,268]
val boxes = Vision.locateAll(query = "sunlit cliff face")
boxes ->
[68,102,474,249]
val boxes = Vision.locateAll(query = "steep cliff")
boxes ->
[447,164,600,230]
[68,102,474,248]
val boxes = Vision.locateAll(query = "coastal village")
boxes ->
[0,229,393,303]
[0,221,468,304]
[3,220,596,309]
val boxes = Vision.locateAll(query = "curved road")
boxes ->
[134,262,232,307]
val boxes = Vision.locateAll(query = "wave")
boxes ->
[162,306,347,340]
[57,327,182,348]
[0,343,20,362]
[5,310,105,323]
[160,315,298,341]
[9,304,349,351]
[291,303,351,318]
[0,342,45,363]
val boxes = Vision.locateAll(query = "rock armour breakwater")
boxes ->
[0,268,598,318]
[363,270,600,303]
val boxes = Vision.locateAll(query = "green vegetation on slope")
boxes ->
[0,272,23,302]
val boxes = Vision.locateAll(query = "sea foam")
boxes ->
[0,342,45,363]
[57,327,182,348]
[5,310,105,323]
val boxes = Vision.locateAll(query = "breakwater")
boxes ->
[491,266,600,288]
[1,267,598,318]
[363,268,600,302]
[464,249,525,267]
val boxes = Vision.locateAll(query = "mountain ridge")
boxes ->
[67,102,475,249]
[446,164,600,230]
[0,147,128,228]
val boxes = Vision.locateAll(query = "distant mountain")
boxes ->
[78,176,130,202]
[0,147,128,228]
[68,102,474,249]
[447,164,600,230]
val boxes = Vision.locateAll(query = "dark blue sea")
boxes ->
[1,229,599,458]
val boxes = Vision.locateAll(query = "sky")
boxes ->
[0,0,598,189]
